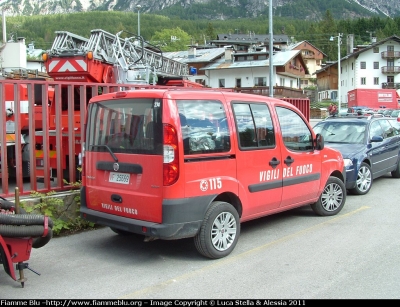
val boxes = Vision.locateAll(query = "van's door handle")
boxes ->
[284,156,294,166]
[111,194,122,203]
[269,157,280,168]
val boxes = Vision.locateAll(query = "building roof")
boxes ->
[200,50,301,71]
[315,35,400,74]
[27,43,44,59]
[214,33,290,45]
[289,40,327,56]
[163,47,226,63]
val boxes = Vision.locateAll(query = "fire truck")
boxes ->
[35,29,202,183]
[1,29,198,186]
[0,69,52,180]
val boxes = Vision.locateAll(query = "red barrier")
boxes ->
[281,98,310,122]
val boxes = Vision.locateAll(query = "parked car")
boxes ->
[314,115,400,195]
[377,108,388,115]
[347,106,369,114]
[382,109,395,117]
[338,109,349,117]
[389,109,400,121]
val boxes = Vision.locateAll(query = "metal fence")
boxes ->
[0,79,144,198]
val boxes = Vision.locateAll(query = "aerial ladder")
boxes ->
[45,29,189,85]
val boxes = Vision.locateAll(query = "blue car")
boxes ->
[313,115,400,195]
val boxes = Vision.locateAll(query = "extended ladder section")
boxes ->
[47,29,188,80]
[88,29,189,77]
[48,31,89,56]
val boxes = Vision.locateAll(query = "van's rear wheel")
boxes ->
[194,201,240,259]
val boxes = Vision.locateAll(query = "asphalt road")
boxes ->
[1,171,400,299]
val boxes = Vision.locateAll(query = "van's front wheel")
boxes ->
[194,201,240,259]
[311,176,346,216]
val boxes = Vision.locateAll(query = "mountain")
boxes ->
[0,0,399,20]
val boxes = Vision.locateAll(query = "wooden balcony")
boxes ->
[302,54,315,59]
[381,51,400,59]
[381,66,400,74]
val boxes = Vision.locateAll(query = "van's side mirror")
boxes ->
[315,133,324,150]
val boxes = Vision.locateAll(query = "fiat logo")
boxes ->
[113,163,119,171]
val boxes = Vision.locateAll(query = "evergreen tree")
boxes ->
[205,22,216,41]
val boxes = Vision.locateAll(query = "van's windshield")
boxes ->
[86,98,163,155]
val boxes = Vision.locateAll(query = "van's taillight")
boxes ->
[163,124,179,186]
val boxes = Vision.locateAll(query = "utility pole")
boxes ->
[136,4,141,37]
[330,33,342,115]
[269,0,273,97]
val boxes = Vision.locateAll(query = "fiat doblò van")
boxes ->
[80,88,346,259]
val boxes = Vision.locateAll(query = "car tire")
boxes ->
[311,176,346,216]
[194,201,240,259]
[391,159,400,178]
[350,162,372,195]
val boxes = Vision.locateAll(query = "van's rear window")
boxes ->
[86,98,162,155]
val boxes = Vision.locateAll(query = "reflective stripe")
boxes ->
[5,134,16,142]
[35,150,57,158]
[49,59,87,72]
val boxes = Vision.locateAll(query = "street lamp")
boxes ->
[136,4,141,37]
[330,33,342,115]
[269,0,273,97]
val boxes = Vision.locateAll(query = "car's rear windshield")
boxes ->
[85,98,163,154]
[314,121,367,144]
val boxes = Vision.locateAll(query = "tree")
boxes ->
[150,27,191,52]
[319,10,336,35]
[205,22,216,41]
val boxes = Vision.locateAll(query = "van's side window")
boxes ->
[232,102,275,149]
[276,107,313,151]
[176,100,230,155]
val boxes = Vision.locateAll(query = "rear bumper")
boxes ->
[80,187,213,240]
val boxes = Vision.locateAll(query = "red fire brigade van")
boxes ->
[80,88,346,259]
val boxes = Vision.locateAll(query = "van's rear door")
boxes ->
[84,96,164,223]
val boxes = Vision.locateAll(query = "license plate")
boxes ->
[109,172,130,184]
